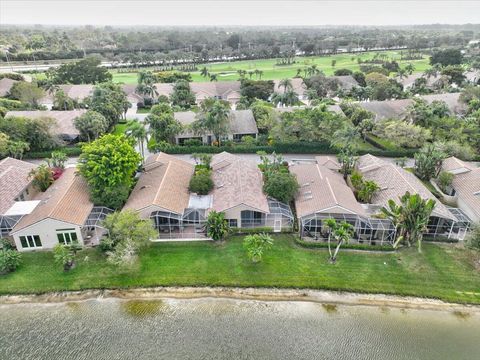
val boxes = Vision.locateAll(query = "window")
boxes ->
[19,235,42,249]
[228,219,238,227]
[56,229,78,245]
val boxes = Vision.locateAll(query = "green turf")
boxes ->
[112,123,127,135]
[110,51,431,84]
[1,235,479,304]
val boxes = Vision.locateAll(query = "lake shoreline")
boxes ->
[1,286,479,312]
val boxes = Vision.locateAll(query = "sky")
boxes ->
[1,0,479,26]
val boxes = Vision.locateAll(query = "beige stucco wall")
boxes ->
[12,218,83,252]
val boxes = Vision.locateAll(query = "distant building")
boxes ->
[0,78,18,97]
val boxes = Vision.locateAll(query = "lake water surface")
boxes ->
[1,298,479,360]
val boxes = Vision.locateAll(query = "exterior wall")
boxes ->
[12,218,84,252]
[223,205,267,228]
[14,183,39,202]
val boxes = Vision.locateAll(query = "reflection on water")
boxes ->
[1,298,479,360]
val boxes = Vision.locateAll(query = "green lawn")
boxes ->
[112,123,127,135]
[110,50,431,84]
[1,235,479,304]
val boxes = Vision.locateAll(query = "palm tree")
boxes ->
[279,78,293,93]
[381,192,436,253]
[247,70,255,79]
[397,68,407,80]
[295,68,302,78]
[257,70,263,79]
[201,66,209,78]
[209,73,218,82]
[237,69,247,79]
[126,119,147,163]
[405,63,415,75]
[325,219,354,263]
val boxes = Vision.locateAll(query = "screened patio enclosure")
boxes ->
[300,213,396,246]
[151,208,208,240]
[239,199,294,231]
[424,207,472,241]
[82,206,114,245]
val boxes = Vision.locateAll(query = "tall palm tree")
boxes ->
[381,192,436,253]
[257,70,263,79]
[126,119,147,163]
[247,70,255,79]
[325,219,354,263]
[295,68,302,78]
[279,78,293,93]
[237,69,247,79]
[201,67,209,78]
[405,63,415,75]
[209,73,218,82]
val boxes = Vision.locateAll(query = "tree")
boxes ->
[334,68,353,76]
[279,78,292,93]
[430,49,463,67]
[373,120,431,149]
[201,67,209,78]
[405,63,415,75]
[29,164,53,192]
[240,79,275,102]
[263,171,299,203]
[170,80,196,109]
[192,100,230,146]
[136,71,158,101]
[209,73,218,82]
[414,144,445,181]
[466,224,480,250]
[9,82,44,107]
[331,59,337,68]
[101,210,156,266]
[189,168,213,195]
[74,110,109,142]
[47,150,67,170]
[243,233,274,263]
[52,89,76,110]
[78,134,141,209]
[206,211,230,242]
[49,57,112,84]
[436,171,454,194]
[324,219,354,263]
[357,180,379,203]
[441,65,466,85]
[337,146,357,180]
[86,83,130,126]
[126,119,147,163]
[0,132,8,157]
[304,74,339,98]
[381,192,436,253]
[53,243,77,271]
[250,100,277,133]
[146,104,182,144]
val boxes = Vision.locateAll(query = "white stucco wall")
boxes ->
[12,218,83,252]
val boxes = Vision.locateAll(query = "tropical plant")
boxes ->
[466,224,480,250]
[192,100,230,146]
[206,211,230,242]
[126,119,147,163]
[414,144,445,181]
[381,192,436,253]
[201,67,209,78]
[337,146,357,180]
[29,164,53,192]
[263,171,299,203]
[53,243,75,271]
[324,219,354,263]
[74,110,109,142]
[0,247,22,274]
[357,180,380,203]
[189,168,213,195]
[436,171,454,194]
[46,150,68,170]
[243,233,274,263]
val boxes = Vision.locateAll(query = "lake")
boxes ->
[1,297,479,360]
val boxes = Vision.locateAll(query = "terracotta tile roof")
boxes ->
[210,152,269,213]
[11,167,94,233]
[175,109,258,138]
[0,78,18,97]
[123,153,194,215]
[0,157,36,214]
[357,154,456,221]
[291,163,366,219]
[6,110,86,139]
[443,157,480,221]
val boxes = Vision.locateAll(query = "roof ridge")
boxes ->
[154,160,172,204]
[45,169,78,218]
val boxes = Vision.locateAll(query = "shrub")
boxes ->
[0,248,22,274]
[29,164,54,192]
[189,169,213,195]
[206,211,230,241]
[243,233,274,263]
[183,139,203,146]
[466,224,480,250]
[294,237,394,251]
[53,244,75,271]
[436,171,454,194]
[263,171,299,203]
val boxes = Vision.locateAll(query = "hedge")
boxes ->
[164,142,418,158]
[231,227,293,235]
[294,236,395,251]
[24,146,82,159]
[423,235,459,243]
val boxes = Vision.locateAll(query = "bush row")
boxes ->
[231,227,294,235]
[294,236,395,251]
[164,142,418,158]
[24,146,82,159]
[423,236,459,243]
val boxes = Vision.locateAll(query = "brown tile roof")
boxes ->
[210,152,269,213]
[11,167,94,233]
[123,153,194,215]
[291,163,366,219]
[0,157,36,214]
[420,93,466,115]
[315,155,341,171]
[330,75,359,90]
[356,99,413,120]
[357,154,455,221]
[5,110,86,138]
[443,157,480,221]
[274,78,306,96]
[0,78,18,97]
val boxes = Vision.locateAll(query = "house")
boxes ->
[39,84,94,109]
[465,70,480,85]
[122,153,204,240]
[397,73,444,90]
[10,168,112,251]
[209,152,293,231]
[290,158,395,245]
[174,109,258,145]
[330,75,359,91]
[442,156,480,224]
[357,154,466,240]
[190,81,242,106]
[0,77,18,97]
[273,78,307,101]
[5,109,87,142]
[0,157,38,237]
